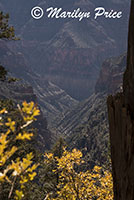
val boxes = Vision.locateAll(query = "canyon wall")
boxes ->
[0,0,130,100]
[53,53,126,166]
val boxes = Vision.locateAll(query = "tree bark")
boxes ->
[107,1,134,199]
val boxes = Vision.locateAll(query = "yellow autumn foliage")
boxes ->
[46,148,113,200]
[0,101,40,199]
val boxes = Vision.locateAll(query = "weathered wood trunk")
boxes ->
[107,0,134,199]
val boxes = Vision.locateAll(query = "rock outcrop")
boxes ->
[95,54,126,94]
[1,0,130,100]
[107,1,134,199]
[54,53,126,136]
[0,79,52,150]
[0,40,78,127]
[49,53,126,165]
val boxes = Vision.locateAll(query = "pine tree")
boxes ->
[0,11,39,200]
[0,11,16,40]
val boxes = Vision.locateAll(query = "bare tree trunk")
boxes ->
[107,1,134,199]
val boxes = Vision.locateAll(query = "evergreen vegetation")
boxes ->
[0,11,16,40]
[0,11,113,199]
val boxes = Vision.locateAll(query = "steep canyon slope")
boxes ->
[0,78,52,150]
[54,54,126,136]
[0,39,78,125]
[65,54,126,165]
[0,0,130,100]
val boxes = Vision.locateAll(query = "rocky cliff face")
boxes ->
[50,53,126,165]
[95,54,126,94]
[54,54,126,136]
[0,40,78,127]
[107,1,134,199]
[0,80,52,150]
[29,47,100,100]
[0,0,130,100]
[29,75,78,125]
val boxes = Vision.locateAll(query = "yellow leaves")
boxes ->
[46,149,113,200]
[26,152,34,161]
[93,165,102,173]
[17,155,38,192]
[0,101,40,200]
[5,118,16,132]
[26,163,39,173]
[8,152,38,198]
[98,170,113,200]
[9,152,37,179]
[0,109,7,125]
[0,168,12,184]
[0,131,17,166]
[56,148,83,172]
[15,190,24,200]
[20,176,28,185]
[28,172,37,181]
[16,132,33,140]
[0,146,17,166]
[0,133,8,150]
[0,108,7,114]
[72,148,82,158]
[22,101,34,114]
[20,101,40,122]
[0,129,11,151]
[45,153,53,159]
[0,172,6,181]
[44,152,54,164]
[19,164,38,189]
